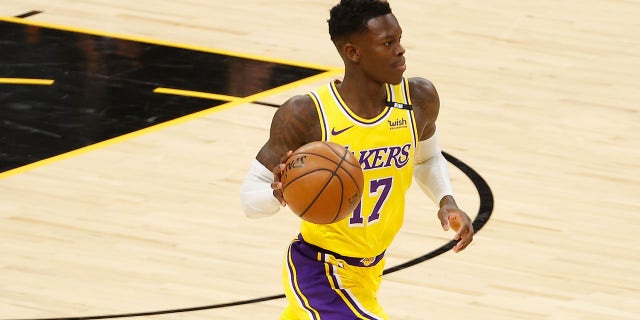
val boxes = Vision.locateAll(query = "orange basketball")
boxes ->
[281,141,364,224]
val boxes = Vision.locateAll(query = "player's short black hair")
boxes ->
[328,0,392,41]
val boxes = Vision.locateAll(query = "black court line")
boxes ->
[14,11,43,18]
[253,101,281,108]
[4,151,493,320]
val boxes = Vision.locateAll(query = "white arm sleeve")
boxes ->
[240,159,281,218]
[413,128,454,205]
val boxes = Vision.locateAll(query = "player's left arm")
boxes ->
[409,77,474,253]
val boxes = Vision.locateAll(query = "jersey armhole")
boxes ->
[402,78,419,147]
[402,77,412,106]
[308,91,328,141]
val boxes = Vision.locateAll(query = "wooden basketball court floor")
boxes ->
[1,1,638,319]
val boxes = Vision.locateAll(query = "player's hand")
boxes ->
[271,150,293,206]
[437,196,474,252]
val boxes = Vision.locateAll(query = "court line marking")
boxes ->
[0,16,344,179]
[0,68,344,180]
[0,78,54,85]
[152,87,239,101]
[0,16,337,71]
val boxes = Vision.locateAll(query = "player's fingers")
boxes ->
[438,210,450,231]
[454,221,472,239]
[454,237,471,252]
[453,229,473,252]
[279,150,293,164]
[272,188,286,206]
[440,218,449,231]
[272,163,286,181]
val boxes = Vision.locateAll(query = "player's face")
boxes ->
[356,14,406,85]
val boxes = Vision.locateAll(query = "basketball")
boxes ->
[281,141,364,224]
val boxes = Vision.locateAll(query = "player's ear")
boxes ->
[343,43,360,63]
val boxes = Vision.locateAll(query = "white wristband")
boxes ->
[413,128,454,204]
[240,159,281,218]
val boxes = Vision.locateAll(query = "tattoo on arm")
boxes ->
[258,96,319,167]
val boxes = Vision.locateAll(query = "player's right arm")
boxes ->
[256,95,320,171]
[240,94,320,218]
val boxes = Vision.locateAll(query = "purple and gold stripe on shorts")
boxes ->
[297,234,385,267]
[284,239,384,320]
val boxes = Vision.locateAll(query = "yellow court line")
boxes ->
[0,16,337,72]
[0,68,344,179]
[0,78,54,85]
[153,88,239,101]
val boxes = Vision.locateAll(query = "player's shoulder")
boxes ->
[281,93,315,109]
[407,76,439,111]
[272,93,321,141]
[277,94,317,123]
[407,77,438,102]
[406,77,440,132]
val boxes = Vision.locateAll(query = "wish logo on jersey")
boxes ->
[388,117,408,130]
[357,143,411,170]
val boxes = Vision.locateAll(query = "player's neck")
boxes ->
[336,74,387,119]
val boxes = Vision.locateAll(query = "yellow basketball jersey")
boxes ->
[301,78,418,258]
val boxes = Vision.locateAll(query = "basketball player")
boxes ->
[240,0,474,318]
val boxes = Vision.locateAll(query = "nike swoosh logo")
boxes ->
[331,125,354,136]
